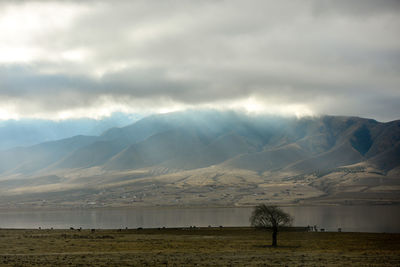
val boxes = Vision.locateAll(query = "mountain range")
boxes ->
[0,110,399,208]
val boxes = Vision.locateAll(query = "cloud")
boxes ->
[0,0,399,121]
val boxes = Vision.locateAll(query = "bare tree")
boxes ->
[250,204,293,247]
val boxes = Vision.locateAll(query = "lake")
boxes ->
[0,205,399,233]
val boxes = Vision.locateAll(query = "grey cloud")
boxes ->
[312,0,400,17]
[0,0,399,121]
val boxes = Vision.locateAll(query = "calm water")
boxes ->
[0,206,399,233]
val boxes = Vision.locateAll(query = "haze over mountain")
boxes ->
[0,110,399,208]
[0,113,141,150]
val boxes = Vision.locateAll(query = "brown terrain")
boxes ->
[0,228,399,266]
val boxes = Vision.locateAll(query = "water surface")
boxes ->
[0,205,399,232]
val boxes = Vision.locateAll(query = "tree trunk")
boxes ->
[272,227,277,247]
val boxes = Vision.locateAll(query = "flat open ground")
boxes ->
[0,228,399,266]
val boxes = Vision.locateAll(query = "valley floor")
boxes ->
[0,228,399,266]
[2,165,399,209]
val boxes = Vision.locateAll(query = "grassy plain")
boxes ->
[0,228,399,266]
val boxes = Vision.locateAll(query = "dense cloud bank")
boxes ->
[0,0,399,121]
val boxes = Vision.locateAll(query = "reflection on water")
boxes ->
[0,206,399,233]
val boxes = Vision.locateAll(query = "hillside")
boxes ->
[0,110,399,208]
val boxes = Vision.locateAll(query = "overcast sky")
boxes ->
[0,0,399,121]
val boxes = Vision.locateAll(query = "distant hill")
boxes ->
[0,112,140,150]
[0,110,399,207]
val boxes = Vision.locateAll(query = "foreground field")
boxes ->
[0,228,399,266]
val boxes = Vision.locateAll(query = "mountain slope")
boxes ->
[0,111,398,185]
[51,140,126,170]
[0,135,97,175]
[163,132,258,170]
[368,141,400,172]
[0,110,399,207]
[285,141,364,173]
[222,143,308,172]
[104,129,208,170]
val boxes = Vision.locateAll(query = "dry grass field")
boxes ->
[0,228,399,266]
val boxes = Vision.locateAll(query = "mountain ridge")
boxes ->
[0,110,399,208]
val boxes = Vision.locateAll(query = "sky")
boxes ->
[0,0,399,121]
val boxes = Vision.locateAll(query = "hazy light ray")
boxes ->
[0,95,316,121]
